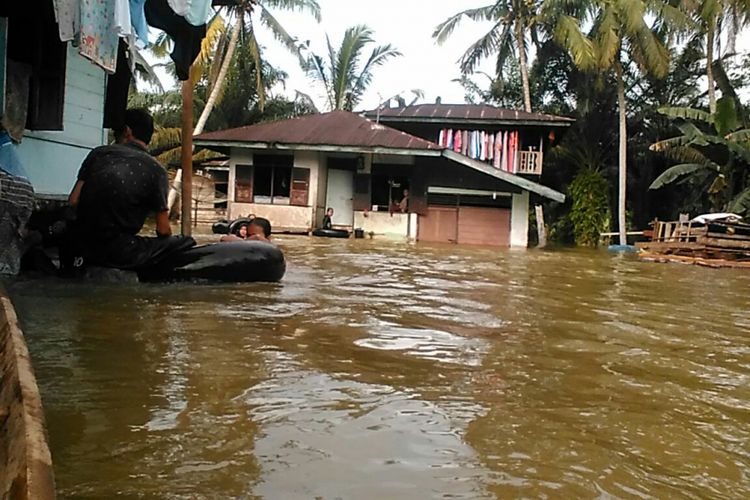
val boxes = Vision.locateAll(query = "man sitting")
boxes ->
[66,109,194,273]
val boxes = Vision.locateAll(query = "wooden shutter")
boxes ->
[290,167,310,206]
[235,164,253,203]
[353,174,371,211]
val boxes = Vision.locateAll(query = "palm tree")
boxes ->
[193,0,321,135]
[544,0,686,245]
[690,0,750,113]
[433,0,541,112]
[303,25,402,111]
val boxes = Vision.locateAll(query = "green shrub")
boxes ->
[568,169,611,247]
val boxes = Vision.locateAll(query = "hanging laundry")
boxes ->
[461,130,468,156]
[186,0,213,26]
[493,132,501,169]
[80,0,120,73]
[115,0,133,38]
[145,0,207,80]
[53,0,80,42]
[446,128,453,150]
[454,129,461,153]
[488,133,494,161]
[129,0,150,47]
[438,129,444,147]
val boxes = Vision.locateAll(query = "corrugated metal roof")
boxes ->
[363,104,574,125]
[194,110,442,151]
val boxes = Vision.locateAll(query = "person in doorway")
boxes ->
[322,207,334,229]
[398,189,410,213]
[64,108,195,272]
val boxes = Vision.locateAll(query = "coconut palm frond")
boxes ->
[432,5,498,44]
[457,19,509,75]
[150,127,182,155]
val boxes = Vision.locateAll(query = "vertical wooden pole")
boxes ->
[180,77,193,236]
[535,204,547,248]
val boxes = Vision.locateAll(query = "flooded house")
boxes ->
[194,106,572,247]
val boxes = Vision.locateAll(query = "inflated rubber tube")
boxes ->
[212,219,230,234]
[138,241,285,282]
[228,217,254,235]
[312,228,350,238]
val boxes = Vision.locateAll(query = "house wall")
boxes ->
[15,45,107,197]
[228,147,320,232]
[510,192,529,247]
[353,211,409,238]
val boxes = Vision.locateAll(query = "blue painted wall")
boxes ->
[16,45,107,198]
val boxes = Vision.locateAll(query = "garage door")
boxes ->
[417,206,458,243]
[418,205,510,246]
[457,206,510,246]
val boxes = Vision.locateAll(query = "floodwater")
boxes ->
[6,236,750,498]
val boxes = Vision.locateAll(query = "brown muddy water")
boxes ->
[5,236,750,498]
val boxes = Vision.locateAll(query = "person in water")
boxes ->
[65,109,195,272]
[322,207,334,229]
[220,218,272,242]
[247,217,272,241]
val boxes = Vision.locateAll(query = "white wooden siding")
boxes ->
[16,45,106,196]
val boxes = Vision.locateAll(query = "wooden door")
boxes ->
[457,206,511,246]
[417,206,458,243]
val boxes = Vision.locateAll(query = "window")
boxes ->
[253,155,293,205]
[5,1,66,131]
[371,175,409,212]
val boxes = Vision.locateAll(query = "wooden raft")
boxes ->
[636,218,750,269]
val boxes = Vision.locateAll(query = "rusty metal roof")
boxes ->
[362,104,574,126]
[194,110,442,152]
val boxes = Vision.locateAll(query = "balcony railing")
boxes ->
[517,150,543,175]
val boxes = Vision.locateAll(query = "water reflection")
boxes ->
[7,237,750,497]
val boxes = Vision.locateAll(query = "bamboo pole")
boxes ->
[180,77,193,236]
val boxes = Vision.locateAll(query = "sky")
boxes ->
[245,0,497,111]
[150,1,750,111]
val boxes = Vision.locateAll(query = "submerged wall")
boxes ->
[0,287,55,499]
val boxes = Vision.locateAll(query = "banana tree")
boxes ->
[650,96,750,214]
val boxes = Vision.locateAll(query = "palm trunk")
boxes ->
[707,26,716,114]
[515,19,532,113]
[194,14,242,136]
[615,61,627,247]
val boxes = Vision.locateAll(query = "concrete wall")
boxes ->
[510,191,529,247]
[16,45,107,197]
[228,148,321,231]
[353,211,409,239]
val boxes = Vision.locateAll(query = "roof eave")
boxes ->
[442,150,565,203]
[193,140,443,156]
[363,114,574,128]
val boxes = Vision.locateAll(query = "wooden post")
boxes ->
[535,204,547,248]
[180,77,193,236]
